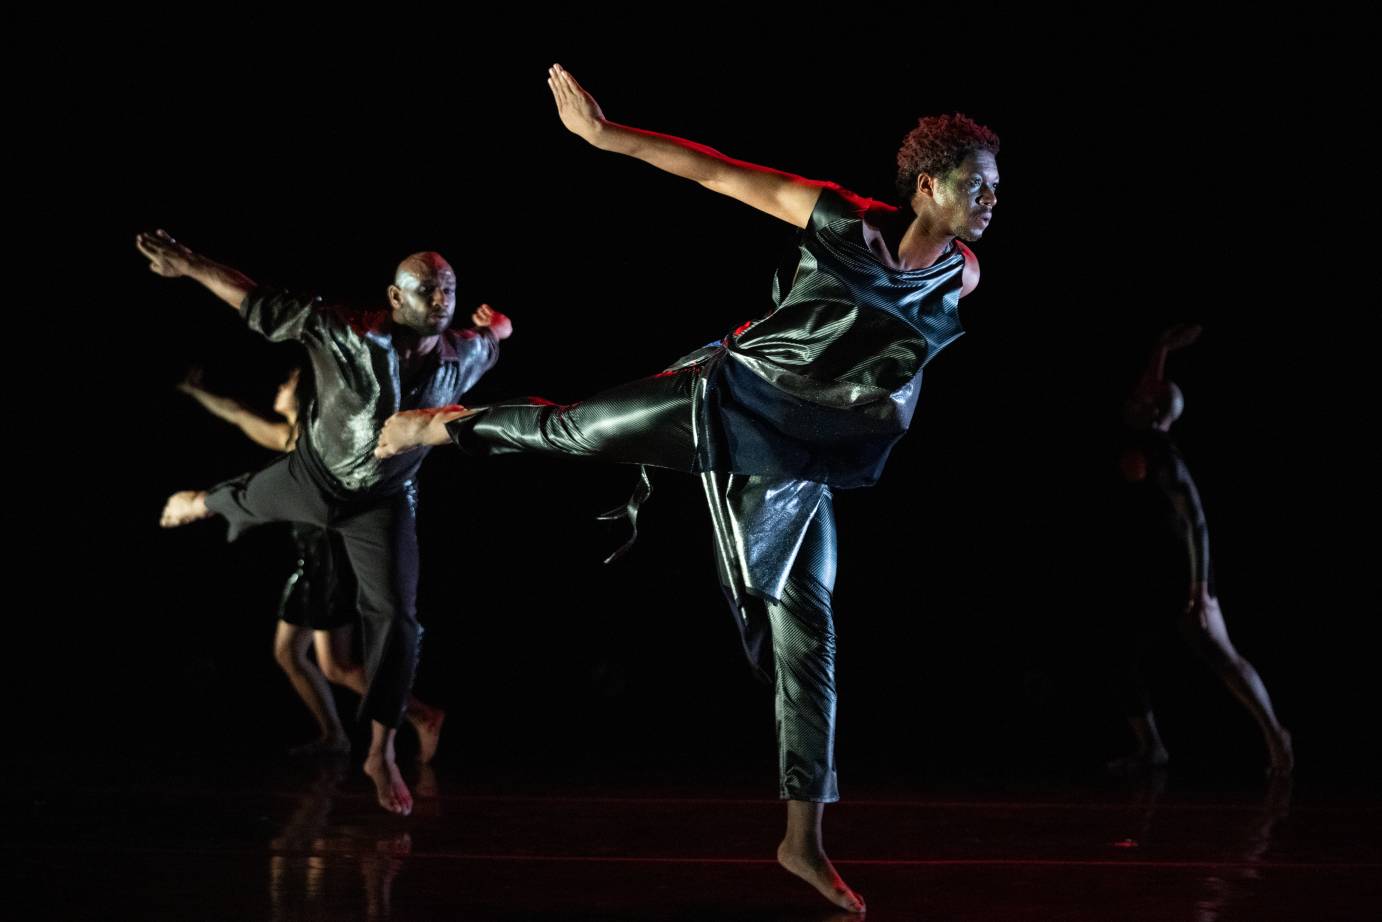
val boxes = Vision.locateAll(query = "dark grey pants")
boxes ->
[206,452,420,729]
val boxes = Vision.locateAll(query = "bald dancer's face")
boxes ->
[389,253,457,335]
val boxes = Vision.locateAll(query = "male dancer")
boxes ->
[173,366,446,760]
[142,232,510,814]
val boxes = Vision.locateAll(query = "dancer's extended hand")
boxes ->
[471,304,513,340]
[548,63,606,144]
[1158,323,1203,351]
[136,229,197,278]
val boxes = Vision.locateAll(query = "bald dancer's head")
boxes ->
[388,251,457,335]
[1124,381,1184,432]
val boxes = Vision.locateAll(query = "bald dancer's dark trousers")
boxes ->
[206,451,420,730]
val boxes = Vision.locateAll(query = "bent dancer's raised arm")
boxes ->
[1135,323,1202,395]
[549,63,836,229]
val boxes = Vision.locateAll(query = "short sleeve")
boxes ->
[240,287,340,343]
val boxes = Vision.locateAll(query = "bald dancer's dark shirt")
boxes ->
[243,287,499,497]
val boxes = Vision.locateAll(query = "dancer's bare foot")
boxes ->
[1107,720,1170,777]
[375,406,471,459]
[363,750,413,816]
[410,709,445,765]
[289,736,351,758]
[1268,728,1294,776]
[414,764,439,799]
[160,490,212,527]
[777,841,865,913]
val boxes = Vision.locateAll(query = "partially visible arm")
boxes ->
[1136,323,1203,392]
[1179,476,1215,628]
[135,230,257,309]
[443,305,510,400]
[470,304,512,341]
[1152,458,1212,600]
[957,241,980,298]
[549,64,832,228]
[178,379,294,451]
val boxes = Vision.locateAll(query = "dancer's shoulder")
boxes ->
[956,240,980,298]
[809,183,891,232]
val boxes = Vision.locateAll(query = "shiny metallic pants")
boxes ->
[446,369,703,472]
[448,371,841,801]
[749,492,839,801]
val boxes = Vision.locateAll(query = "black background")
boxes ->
[14,8,1370,792]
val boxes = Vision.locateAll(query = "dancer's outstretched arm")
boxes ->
[136,230,257,309]
[178,372,295,451]
[548,63,844,228]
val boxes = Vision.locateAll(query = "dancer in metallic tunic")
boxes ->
[379,65,998,911]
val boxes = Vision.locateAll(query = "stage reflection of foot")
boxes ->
[268,762,414,920]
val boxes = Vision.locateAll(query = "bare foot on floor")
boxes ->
[412,709,445,765]
[363,751,413,816]
[777,841,865,913]
[414,764,439,799]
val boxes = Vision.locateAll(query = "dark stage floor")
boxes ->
[8,753,1380,921]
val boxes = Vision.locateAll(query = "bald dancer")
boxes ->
[1111,323,1292,775]
[144,232,511,814]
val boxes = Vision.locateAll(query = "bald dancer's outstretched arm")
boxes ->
[135,229,257,309]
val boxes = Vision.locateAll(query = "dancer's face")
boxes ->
[925,150,999,242]
[1122,394,1161,430]
[389,254,457,335]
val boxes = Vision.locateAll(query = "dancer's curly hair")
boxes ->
[895,114,1000,202]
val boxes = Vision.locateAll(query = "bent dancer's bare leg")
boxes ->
[363,721,412,816]
[1180,601,1293,773]
[274,622,350,755]
[316,628,446,764]
[1106,613,1171,774]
